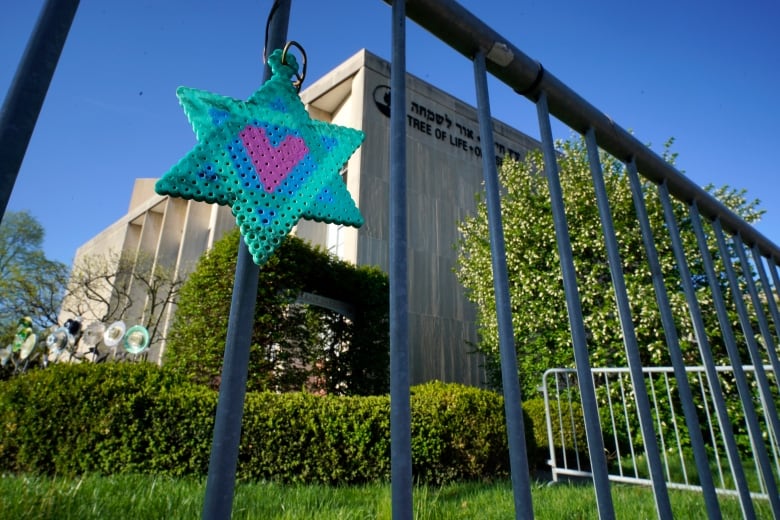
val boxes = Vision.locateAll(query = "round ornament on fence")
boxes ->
[19,334,37,360]
[123,325,150,354]
[81,321,106,347]
[103,321,126,348]
[46,327,70,355]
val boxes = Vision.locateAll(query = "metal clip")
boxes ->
[281,40,307,92]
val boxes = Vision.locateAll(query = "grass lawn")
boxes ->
[0,473,772,519]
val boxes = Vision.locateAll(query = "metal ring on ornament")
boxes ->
[103,321,126,348]
[123,325,150,355]
[281,40,307,91]
[46,327,70,355]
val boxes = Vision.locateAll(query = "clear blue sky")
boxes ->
[2,0,779,266]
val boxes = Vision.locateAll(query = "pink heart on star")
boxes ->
[239,125,309,193]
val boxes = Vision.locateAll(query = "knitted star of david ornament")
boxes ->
[155,49,364,266]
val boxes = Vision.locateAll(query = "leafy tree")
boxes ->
[165,229,389,395]
[456,136,764,397]
[61,250,184,354]
[0,211,68,346]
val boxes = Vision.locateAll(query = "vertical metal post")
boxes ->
[583,128,672,519]
[714,225,780,439]
[0,0,80,221]
[769,259,780,325]
[473,50,533,520]
[657,181,755,518]
[535,93,615,520]
[389,1,413,519]
[541,371,559,482]
[691,207,780,517]
[753,248,780,345]
[735,236,780,386]
[624,164,721,519]
[201,2,290,519]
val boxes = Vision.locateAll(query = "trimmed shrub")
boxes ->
[165,230,389,396]
[0,365,518,484]
[239,392,392,484]
[0,362,213,476]
[411,381,519,483]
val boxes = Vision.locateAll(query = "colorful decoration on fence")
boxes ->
[123,325,150,354]
[11,317,33,352]
[155,47,364,266]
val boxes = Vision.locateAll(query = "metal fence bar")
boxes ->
[751,249,780,470]
[619,372,637,477]
[536,93,615,520]
[691,206,780,516]
[564,374,583,471]
[544,366,776,501]
[663,373,688,484]
[769,259,780,323]
[200,3,290,519]
[624,160,721,516]
[713,223,780,452]
[201,2,291,518]
[737,238,780,474]
[656,180,751,519]
[584,128,673,518]
[0,0,80,221]
[696,372,726,489]
[389,1,413,518]
[753,247,780,347]
[767,374,780,470]
[473,50,534,520]
[761,398,780,485]
[554,366,570,471]
[541,372,560,481]
[734,235,780,393]
[602,373,622,477]
[647,376,670,480]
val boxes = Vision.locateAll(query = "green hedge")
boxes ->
[523,397,587,467]
[0,363,213,477]
[165,231,389,396]
[0,364,541,484]
[410,381,519,482]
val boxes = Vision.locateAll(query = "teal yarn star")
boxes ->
[155,49,364,266]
